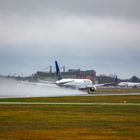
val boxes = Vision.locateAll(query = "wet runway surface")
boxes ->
[86,92,140,96]
[0,78,140,98]
[0,78,86,98]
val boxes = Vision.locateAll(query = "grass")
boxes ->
[0,104,140,140]
[0,95,140,103]
[0,95,140,139]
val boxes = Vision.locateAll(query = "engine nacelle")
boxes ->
[88,86,96,94]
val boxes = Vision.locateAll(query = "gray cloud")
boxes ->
[0,0,140,20]
[0,16,139,46]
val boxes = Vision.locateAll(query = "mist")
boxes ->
[0,78,85,98]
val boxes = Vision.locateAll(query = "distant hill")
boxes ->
[129,76,140,82]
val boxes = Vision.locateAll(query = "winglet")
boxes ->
[55,61,62,80]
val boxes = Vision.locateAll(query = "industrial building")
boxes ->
[35,68,96,84]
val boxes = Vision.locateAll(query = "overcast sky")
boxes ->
[0,0,140,78]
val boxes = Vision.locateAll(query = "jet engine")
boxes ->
[88,86,96,94]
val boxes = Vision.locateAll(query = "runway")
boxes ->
[1,92,140,98]
[0,102,140,106]
[0,78,140,98]
[86,92,140,96]
[0,79,86,98]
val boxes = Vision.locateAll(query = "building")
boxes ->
[35,69,96,84]
[63,69,96,84]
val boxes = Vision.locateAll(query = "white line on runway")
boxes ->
[0,102,140,106]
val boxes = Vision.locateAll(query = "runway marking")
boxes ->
[0,102,140,106]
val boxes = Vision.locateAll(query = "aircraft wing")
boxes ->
[94,76,117,87]
[21,80,55,86]
[94,81,116,87]
[38,80,56,84]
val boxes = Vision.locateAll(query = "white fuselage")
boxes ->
[55,78,95,90]
[118,82,140,87]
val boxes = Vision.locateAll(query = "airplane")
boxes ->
[54,61,117,94]
[118,82,140,88]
